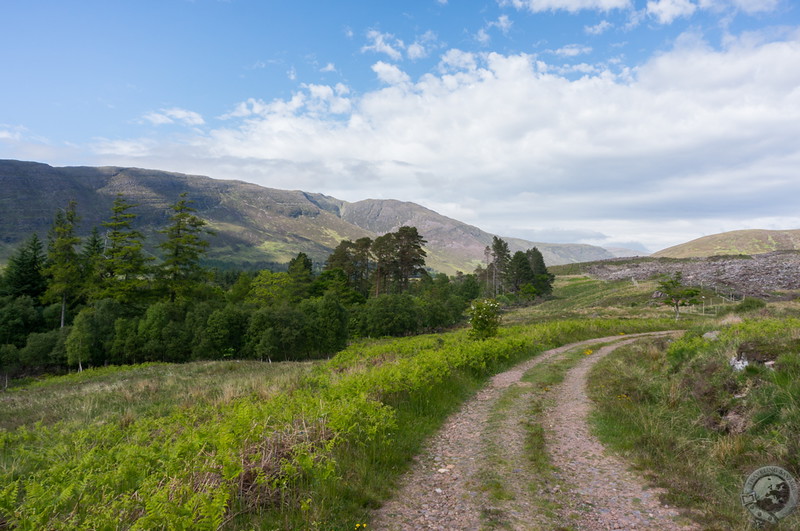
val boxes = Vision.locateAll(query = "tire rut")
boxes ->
[371,332,692,530]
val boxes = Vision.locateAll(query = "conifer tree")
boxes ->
[287,252,314,301]
[394,226,427,290]
[97,195,152,303]
[526,247,554,296]
[1,234,47,299]
[490,236,511,296]
[158,193,213,301]
[43,201,81,328]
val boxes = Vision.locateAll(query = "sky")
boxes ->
[2,0,800,253]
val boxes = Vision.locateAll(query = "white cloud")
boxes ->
[647,0,698,24]
[94,31,800,252]
[371,62,411,86]
[476,28,491,44]
[500,0,631,13]
[287,67,297,81]
[142,108,205,126]
[493,15,513,34]
[320,63,336,73]
[553,44,593,56]
[438,49,478,71]
[407,43,427,59]
[698,0,780,14]
[362,30,405,61]
[585,20,612,35]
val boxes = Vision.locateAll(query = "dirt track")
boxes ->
[370,332,699,530]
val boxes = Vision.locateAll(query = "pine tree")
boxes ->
[287,252,314,300]
[158,193,214,301]
[490,236,511,296]
[506,251,536,293]
[1,234,47,299]
[43,201,81,328]
[97,195,152,303]
[394,226,427,290]
[526,247,554,296]
[80,226,105,298]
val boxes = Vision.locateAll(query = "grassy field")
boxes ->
[2,272,797,529]
[588,321,800,530]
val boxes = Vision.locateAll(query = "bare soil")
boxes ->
[370,333,700,530]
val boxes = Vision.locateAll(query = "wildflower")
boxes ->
[583,349,593,355]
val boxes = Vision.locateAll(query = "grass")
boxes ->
[587,325,800,530]
[2,273,721,529]
[0,360,317,432]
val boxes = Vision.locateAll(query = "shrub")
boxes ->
[467,298,501,339]
[734,297,766,314]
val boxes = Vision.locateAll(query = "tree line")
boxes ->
[1,196,504,383]
[473,236,554,302]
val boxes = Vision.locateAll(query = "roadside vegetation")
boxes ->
[3,211,800,529]
[588,317,800,529]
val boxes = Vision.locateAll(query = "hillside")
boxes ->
[653,229,800,258]
[0,160,615,273]
[555,252,800,299]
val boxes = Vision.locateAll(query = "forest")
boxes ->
[0,195,553,383]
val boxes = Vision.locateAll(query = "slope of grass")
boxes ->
[588,320,800,530]
[0,314,677,529]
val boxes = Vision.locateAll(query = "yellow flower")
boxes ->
[583,349,593,355]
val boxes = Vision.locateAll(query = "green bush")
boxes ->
[467,298,501,339]
[735,297,766,314]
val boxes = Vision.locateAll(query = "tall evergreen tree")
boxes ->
[394,226,427,290]
[506,251,536,293]
[287,252,314,301]
[371,233,397,296]
[97,195,152,303]
[1,234,47,299]
[490,236,511,296]
[43,201,81,328]
[80,226,105,298]
[526,247,554,296]
[158,193,213,301]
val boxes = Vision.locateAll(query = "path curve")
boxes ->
[370,332,698,530]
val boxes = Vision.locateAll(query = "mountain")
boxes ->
[653,229,800,259]
[0,160,614,274]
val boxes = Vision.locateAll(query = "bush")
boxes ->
[735,297,766,314]
[467,298,501,339]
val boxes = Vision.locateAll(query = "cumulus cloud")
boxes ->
[142,108,205,126]
[371,61,411,85]
[647,0,698,24]
[585,20,612,35]
[320,62,336,73]
[362,30,405,61]
[95,31,800,251]
[500,0,631,13]
[553,44,593,56]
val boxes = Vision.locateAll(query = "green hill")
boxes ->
[653,229,800,258]
[0,160,615,273]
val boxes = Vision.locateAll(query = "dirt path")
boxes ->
[370,332,698,530]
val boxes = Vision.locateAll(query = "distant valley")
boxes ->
[0,160,622,274]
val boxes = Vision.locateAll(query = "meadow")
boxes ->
[2,275,797,529]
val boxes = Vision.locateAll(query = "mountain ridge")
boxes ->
[653,229,800,259]
[0,160,617,274]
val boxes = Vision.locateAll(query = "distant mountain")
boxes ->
[0,160,614,274]
[653,229,800,259]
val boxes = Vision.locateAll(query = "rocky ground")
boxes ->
[585,251,800,299]
[370,333,699,530]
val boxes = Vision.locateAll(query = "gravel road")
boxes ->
[370,332,699,530]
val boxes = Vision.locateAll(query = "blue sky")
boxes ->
[2,0,800,252]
